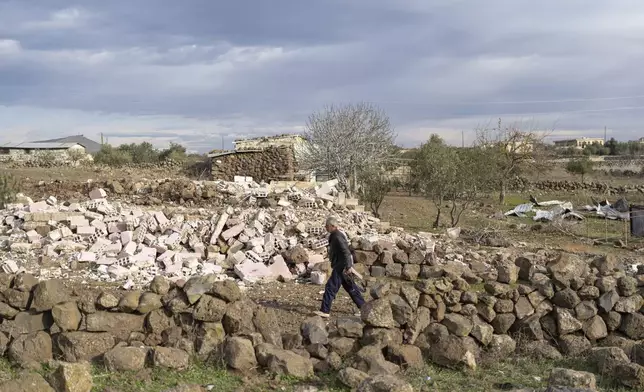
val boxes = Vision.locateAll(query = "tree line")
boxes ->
[93,142,189,166]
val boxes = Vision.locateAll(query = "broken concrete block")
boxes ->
[234,260,273,284]
[268,255,294,281]
[222,223,245,241]
[76,226,96,236]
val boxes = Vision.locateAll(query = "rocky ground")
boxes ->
[1,165,643,392]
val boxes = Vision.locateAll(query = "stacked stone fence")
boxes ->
[210,146,298,182]
[510,178,642,195]
[0,244,643,389]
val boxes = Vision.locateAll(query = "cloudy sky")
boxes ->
[1,1,644,152]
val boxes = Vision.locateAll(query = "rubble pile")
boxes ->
[0,179,435,289]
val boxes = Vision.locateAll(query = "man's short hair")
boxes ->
[325,216,339,227]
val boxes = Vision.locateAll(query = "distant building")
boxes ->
[30,135,102,154]
[209,134,307,182]
[553,137,605,149]
[638,137,644,144]
[0,142,86,158]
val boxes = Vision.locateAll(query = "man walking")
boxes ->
[314,216,365,318]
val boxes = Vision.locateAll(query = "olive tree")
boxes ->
[566,155,594,183]
[299,102,396,196]
[476,118,552,204]
[358,168,392,218]
[413,135,457,228]
[414,135,495,228]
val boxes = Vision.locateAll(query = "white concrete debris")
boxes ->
[0,180,432,288]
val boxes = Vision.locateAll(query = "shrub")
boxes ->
[358,168,392,218]
[566,156,594,183]
[160,142,187,162]
[67,148,88,163]
[93,144,133,167]
[0,174,18,208]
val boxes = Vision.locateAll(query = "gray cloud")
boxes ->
[1,0,644,152]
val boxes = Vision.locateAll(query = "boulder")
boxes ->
[547,254,589,287]
[338,367,369,389]
[8,331,52,369]
[442,314,473,337]
[620,313,644,340]
[51,302,82,331]
[429,335,476,369]
[54,332,116,362]
[47,361,93,392]
[389,295,414,327]
[0,310,54,337]
[301,316,329,345]
[193,295,227,322]
[356,375,414,392]
[152,347,190,370]
[253,307,282,347]
[30,280,69,312]
[361,298,396,328]
[136,293,163,314]
[104,346,148,371]
[0,372,55,392]
[223,333,259,362]
[337,317,364,338]
[613,362,644,389]
[195,322,226,360]
[555,308,583,335]
[548,368,596,390]
[351,345,400,375]
[118,291,141,312]
[589,347,630,374]
[385,344,423,369]
[328,337,359,358]
[222,300,256,335]
[255,343,314,378]
[85,312,145,338]
[209,280,242,303]
[149,276,171,296]
[558,335,592,356]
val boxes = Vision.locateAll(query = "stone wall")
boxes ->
[511,177,642,195]
[211,146,297,181]
[1,247,643,389]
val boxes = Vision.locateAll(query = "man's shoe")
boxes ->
[313,311,330,318]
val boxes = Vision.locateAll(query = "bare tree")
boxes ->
[475,118,553,204]
[299,103,396,196]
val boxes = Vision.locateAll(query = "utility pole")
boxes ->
[604,126,607,143]
[461,130,465,148]
[221,135,224,150]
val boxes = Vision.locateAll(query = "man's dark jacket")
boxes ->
[327,230,354,271]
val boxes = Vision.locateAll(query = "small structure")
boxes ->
[0,142,86,157]
[553,137,605,149]
[30,134,102,154]
[233,134,305,152]
[209,134,306,181]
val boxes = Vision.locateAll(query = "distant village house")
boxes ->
[553,137,605,149]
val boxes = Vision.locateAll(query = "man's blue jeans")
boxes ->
[320,267,365,314]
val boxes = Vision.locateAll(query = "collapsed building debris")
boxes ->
[506,195,634,222]
[0,178,434,289]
